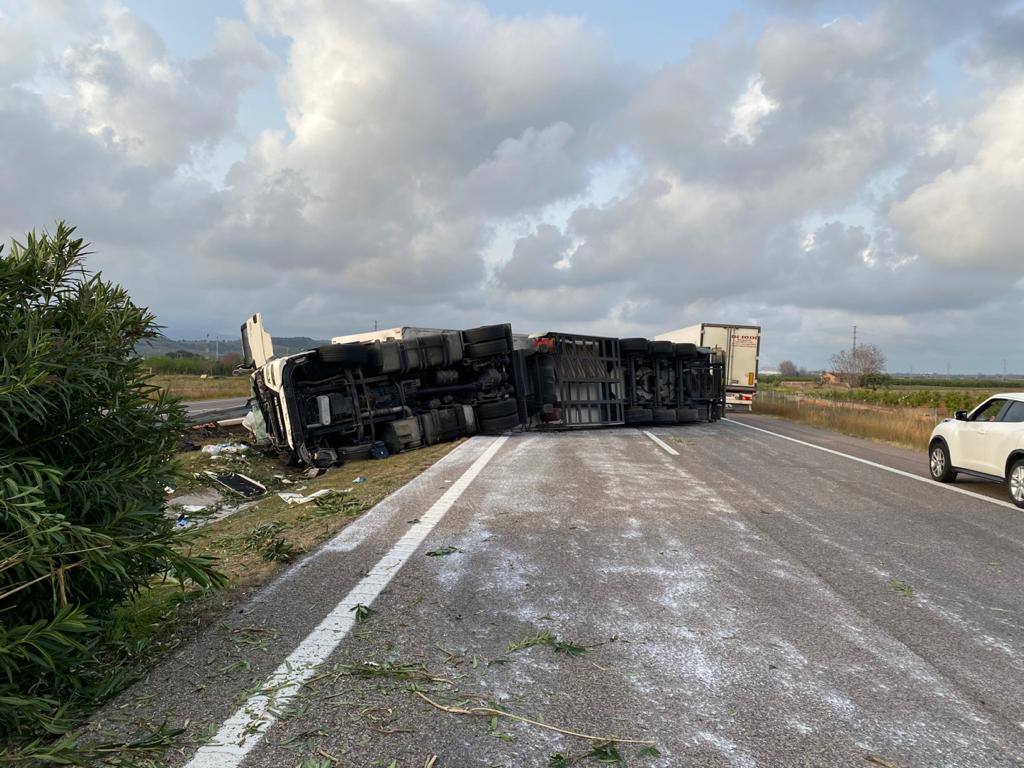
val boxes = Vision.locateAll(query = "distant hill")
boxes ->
[137,334,329,358]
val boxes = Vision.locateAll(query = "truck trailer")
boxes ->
[656,323,760,411]
[240,315,725,467]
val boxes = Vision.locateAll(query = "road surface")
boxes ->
[92,419,1024,767]
[184,396,249,423]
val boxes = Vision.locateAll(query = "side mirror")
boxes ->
[954,410,968,421]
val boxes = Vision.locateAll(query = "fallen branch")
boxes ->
[413,691,655,745]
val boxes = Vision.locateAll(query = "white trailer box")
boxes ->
[656,323,760,410]
[331,327,449,345]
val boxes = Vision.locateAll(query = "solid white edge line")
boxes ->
[723,418,1019,512]
[642,430,679,456]
[184,434,509,768]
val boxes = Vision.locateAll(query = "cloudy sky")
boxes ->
[2,0,1022,372]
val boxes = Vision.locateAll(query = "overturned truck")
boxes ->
[241,315,725,467]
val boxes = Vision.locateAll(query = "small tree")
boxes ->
[0,224,223,736]
[830,344,886,387]
[778,360,799,378]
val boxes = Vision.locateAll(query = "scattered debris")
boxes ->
[889,579,913,597]
[353,476,367,484]
[210,472,266,498]
[370,441,389,460]
[202,442,248,457]
[413,691,656,745]
[425,546,462,557]
[305,467,327,479]
[177,438,201,452]
[176,512,191,528]
[506,630,588,657]
[278,489,336,505]
[350,604,377,623]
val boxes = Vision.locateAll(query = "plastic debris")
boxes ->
[304,467,326,479]
[202,443,248,457]
[353,476,367,484]
[242,405,270,445]
[176,512,191,528]
[277,489,335,505]
[211,473,266,498]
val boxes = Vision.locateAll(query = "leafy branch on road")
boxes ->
[888,579,914,597]
[506,629,589,657]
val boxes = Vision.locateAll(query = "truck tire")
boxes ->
[650,341,673,356]
[653,408,676,424]
[673,343,698,357]
[620,338,649,354]
[463,324,508,344]
[479,413,520,433]
[624,407,652,424]
[317,343,369,366]
[478,399,518,419]
[465,339,510,358]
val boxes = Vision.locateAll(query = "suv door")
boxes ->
[958,398,1009,474]
[990,400,1024,478]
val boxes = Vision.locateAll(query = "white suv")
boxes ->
[929,393,1024,508]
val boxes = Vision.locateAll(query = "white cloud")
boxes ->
[889,81,1024,270]
[726,75,778,144]
[1,0,1023,372]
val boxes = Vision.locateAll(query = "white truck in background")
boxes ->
[656,323,760,411]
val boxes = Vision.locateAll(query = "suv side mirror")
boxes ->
[954,410,968,421]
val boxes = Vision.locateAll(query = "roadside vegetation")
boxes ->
[0,224,456,765]
[0,225,223,758]
[757,380,1024,451]
[755,390,940,450]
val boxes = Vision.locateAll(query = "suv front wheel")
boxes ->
[929,440,957,483]
[1009,457,1024,509]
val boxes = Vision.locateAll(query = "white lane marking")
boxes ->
[185,435,508,768]
[642,430,679,456]
[723,418,1019,512]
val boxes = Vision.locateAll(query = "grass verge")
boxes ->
[754,391,940,451]
[150,374,252,401]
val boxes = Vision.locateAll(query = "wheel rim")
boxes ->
[1011,466,1024,502]
[930,447,945,477]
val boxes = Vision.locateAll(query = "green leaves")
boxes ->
[0,223,224,739]
[506,630,589,657]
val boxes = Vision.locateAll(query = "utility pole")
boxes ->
[374,320,378,331]
[852,325,857,351]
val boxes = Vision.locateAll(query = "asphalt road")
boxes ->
[184,396,250,423]
[91,420,1024,767]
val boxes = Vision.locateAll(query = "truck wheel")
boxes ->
[650,341,673,356]
[624,407,652,424]
[1008,457,1024,509]
[317,343,369,366]
[619,338,649,354]
[928,440,957,483]
[465,339,510,358]
[479,413,520,433]
[478,399,518,419]
[653,408,675,424]
[463,324,508,344]
[673,343,698,357]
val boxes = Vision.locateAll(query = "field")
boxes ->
[150,374,252,400]
[754,383,1024,451]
